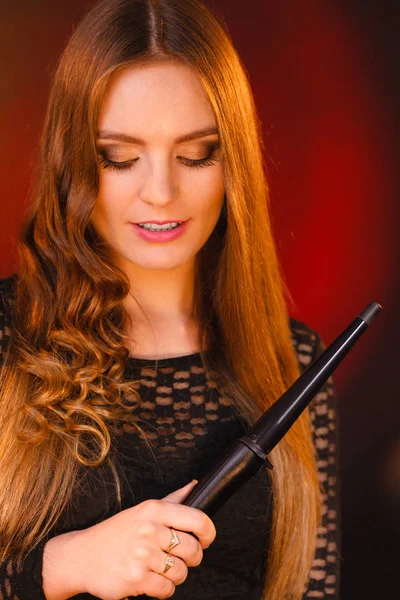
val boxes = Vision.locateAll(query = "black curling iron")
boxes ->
[182,301,382,516]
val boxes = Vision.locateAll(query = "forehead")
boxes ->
[98,60,216,139]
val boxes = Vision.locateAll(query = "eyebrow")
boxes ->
[96,127,219,145]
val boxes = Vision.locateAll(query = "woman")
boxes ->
[0,0,339,598]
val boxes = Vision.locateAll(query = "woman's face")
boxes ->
[91,60,225,272]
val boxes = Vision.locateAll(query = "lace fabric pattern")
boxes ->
[0,275,340,599]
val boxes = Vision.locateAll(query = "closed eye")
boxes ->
[98,151,219,172]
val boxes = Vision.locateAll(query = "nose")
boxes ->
[139,157,178,208]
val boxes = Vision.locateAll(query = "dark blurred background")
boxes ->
[0,1,398,597]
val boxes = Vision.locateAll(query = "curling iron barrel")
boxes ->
[183,301,382,516]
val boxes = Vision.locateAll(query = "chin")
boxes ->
[126,254,192,272]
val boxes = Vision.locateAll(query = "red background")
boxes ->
[1,1,398,597]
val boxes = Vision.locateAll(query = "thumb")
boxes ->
[162,479,198,504]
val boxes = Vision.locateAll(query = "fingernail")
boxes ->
[184,479,197,487]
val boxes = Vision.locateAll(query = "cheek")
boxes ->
[195,170,225,215]
[92,176,131,222]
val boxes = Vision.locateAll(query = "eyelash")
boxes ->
[98,152,219,172]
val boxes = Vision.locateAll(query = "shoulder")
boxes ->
[0,274,18,295]
[289,316,323,373]
[288,316,338,442]
[288,314,336,401]
[0,274,18,314]
[0,274,18,366]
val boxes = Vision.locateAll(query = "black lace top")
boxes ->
[0,274,340,599]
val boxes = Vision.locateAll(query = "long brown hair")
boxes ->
[0,1,321,597]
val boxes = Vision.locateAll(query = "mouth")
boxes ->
[131,220,188,232]
[130,219,189,241]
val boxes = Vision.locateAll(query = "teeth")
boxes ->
[138,222,182,231]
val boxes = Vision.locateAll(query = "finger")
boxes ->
[162,480,198,503]
[149,500,216,550]
[157,525,203,567]
[150,549,188,585]
[135,571,175,600]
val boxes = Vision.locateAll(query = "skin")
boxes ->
[91,59,225,358]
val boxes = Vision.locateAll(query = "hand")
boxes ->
[75,479,216,600]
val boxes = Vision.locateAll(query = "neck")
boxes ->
[120,257,198,327]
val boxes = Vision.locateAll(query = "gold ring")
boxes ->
[167,527,181,553]
[163,552,175,574]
